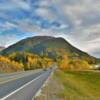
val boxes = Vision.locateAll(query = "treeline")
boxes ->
[0,48,97,73]
[0,52,54,73]
[47,48,93,71]
[57,53,90,71]
[8,52,54,70]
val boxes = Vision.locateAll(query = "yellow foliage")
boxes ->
[58,53,69,70]
[0,52,54,72]
[0,56,24,73]
[69,59,90,71]
[0,56,10,63]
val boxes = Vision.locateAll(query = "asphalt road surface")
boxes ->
[0,70,42,84]
[0,66,55,100]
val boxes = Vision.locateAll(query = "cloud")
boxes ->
[34,7,55,20]
[0,0,100,57]
[0,33,17,46]
[0,21,17,32]
[0,0,30,11]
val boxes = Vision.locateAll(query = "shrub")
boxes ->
[69,59,90,71]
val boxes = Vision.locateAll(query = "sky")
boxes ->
[0,0,100,58]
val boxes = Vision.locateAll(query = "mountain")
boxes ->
[1,36,97,63]
[0,46,5,51]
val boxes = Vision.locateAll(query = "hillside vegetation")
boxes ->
[0,36,99,73]
[0,52,54,73]
[1,36,97,62]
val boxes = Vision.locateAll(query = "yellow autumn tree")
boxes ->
[58,53,69,70]
[0,56,24,73]
[42,57,54,69]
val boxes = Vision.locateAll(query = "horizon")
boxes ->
[0,0,100,58]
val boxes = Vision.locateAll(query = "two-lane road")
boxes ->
[0,70,42,84]
[0,66,55,100]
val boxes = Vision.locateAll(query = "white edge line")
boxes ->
[0,73,45,100]
[32,70,54,100]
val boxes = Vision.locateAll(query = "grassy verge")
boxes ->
[35,69,100,100]
[55,70,100,100]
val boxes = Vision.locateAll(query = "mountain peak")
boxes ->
[1,35,97,62]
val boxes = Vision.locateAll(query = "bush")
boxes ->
[69,59,90,71]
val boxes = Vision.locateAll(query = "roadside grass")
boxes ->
[55,69,100,100]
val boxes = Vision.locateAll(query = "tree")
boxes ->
[57,53,69,70]
[0,56,24,73]
[69,59,90,71]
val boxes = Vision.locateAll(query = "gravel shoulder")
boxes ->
[35,70,65,100]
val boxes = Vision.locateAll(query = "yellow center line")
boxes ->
[0,77,23,85]
[0,70,42,85]
[0,73,32,85]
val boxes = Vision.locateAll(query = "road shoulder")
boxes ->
[35,70,65,100]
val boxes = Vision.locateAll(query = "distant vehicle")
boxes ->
[50,67,52,69]
[43,69,47,71]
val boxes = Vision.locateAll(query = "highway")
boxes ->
[0,66,54,100]
[0,70,42,84]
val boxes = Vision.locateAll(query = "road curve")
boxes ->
[0,67,54,100]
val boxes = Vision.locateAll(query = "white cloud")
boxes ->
[50,0,100,57]
[0,22,17,32]
[12,0,30,10]
[0,0,100,57]
[0,34,17,47]
[0,0,30,11]
[35,7,55,20]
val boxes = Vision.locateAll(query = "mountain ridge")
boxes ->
[1,36,98,64]
[0,46,5,51]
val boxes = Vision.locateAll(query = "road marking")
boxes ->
[33,70,53,100]
[0,72,46,100]
[0,78,18,85]
[0,70,41,85]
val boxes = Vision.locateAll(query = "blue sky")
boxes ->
[0,0,100,58]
